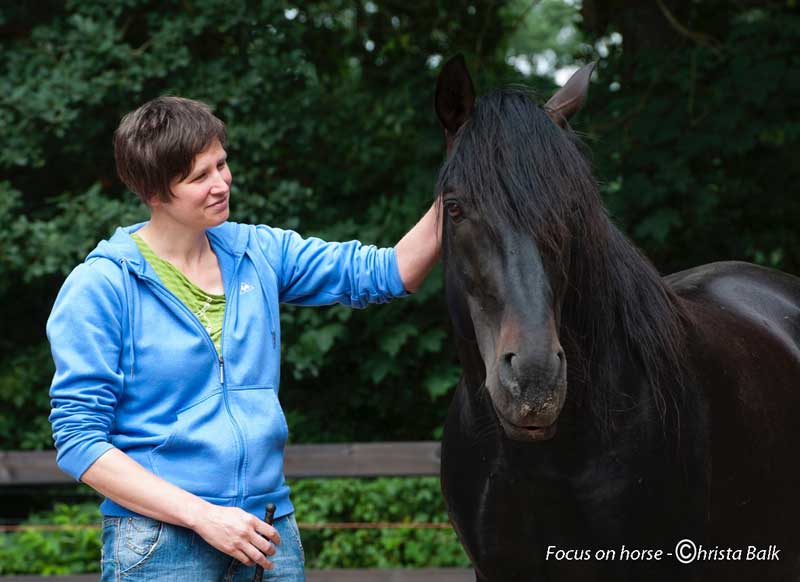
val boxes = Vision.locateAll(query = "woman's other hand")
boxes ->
[192,504,281,569]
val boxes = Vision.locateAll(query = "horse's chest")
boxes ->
[451,453,631,535]
[442,431,665,580]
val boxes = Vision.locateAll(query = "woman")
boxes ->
[46,96,441,581]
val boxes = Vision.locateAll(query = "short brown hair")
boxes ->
[114,96,226,204]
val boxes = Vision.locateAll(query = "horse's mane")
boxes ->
[437,87,693,441]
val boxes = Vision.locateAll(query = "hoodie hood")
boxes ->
[86,220,248,268]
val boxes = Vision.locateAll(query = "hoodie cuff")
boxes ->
[57,440,116,482]
[387,247,410,298]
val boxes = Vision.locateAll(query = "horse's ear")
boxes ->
[544,62,596,128]
[435,54,476,139]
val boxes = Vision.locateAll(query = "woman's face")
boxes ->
[150,138,232,230]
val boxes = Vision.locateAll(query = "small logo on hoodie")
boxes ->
[240,282,255,295]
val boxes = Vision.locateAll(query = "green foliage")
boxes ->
[3,1,797,449]
[502,0,590,74]
[0,479,468,574]
[580,2,800,275]
[291,477,469,568]
[0,503,102,575]
[0,344,55,450]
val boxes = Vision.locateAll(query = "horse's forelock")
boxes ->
[436,88,597,286]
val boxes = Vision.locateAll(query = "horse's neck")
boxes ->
[560,220,690,435]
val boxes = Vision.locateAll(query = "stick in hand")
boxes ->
[252,503,277,582]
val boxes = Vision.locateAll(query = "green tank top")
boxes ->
[131,233,226,354]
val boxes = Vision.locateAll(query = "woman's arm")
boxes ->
[395,200,443,293]
[255,201,442,306]
[82,448,280,570]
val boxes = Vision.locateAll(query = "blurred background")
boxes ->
[1,0,798,575]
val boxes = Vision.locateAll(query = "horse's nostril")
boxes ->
[505,353,517,369]
[556,349,565,362]
[501,352,518,380]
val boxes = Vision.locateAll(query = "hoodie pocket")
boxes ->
[148,392,239,498]
[227,386,289,497]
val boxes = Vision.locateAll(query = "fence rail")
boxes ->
[0,442,471,581]
[0,442,442,485]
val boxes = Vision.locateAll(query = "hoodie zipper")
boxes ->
[129,259,248,505]
[217,277,246,506]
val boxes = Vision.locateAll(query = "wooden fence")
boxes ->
[0,442,444,483]
[0,443,473,582]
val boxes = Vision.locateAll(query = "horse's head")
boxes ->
[435,56,596,443]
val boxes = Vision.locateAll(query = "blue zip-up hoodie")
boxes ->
[47,220,407,519]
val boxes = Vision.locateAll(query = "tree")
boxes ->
[579,0,800,274]
[0,0,517,449]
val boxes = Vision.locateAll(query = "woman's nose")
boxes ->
[210,172,230,194]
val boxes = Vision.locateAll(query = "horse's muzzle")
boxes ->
[489,348,567,442]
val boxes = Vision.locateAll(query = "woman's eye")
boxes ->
[194,173,206,182]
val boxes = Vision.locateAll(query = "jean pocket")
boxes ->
[118,516,162,574]
[103,517,120,528]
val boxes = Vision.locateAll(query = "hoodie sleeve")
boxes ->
[253,225,408,308]
[46,261,124,481]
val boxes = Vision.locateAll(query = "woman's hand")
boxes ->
[395,201,443,293]
[192,504,281,569]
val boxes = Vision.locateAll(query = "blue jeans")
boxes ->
[101,513,305,581]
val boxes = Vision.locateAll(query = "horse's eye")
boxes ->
[445,201,464,222]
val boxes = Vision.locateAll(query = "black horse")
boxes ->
[435,56,800,581]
